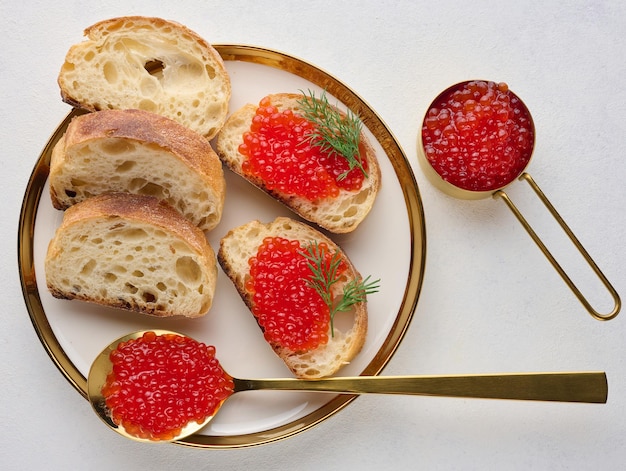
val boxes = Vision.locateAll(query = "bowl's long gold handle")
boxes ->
[237,372,607,403]
[494,172,621,321]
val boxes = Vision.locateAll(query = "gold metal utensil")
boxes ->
[88,330,608,443]
[417,80,621,321]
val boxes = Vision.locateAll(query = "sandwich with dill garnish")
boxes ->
[218,217,380,378]
[215,91,381,233]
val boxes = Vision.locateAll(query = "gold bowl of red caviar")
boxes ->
[416,79,620,321]
[418,80,535,200]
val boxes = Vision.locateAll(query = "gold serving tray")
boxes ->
[18,45,426,448]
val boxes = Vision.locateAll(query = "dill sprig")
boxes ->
[300,242,380,336]
[297,89,368,180]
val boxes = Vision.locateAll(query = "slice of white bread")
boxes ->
[215,93,381,233]
[49,108,225,232]
[218,217,368,378]
[58,16,230,140]
[45,193,217,318]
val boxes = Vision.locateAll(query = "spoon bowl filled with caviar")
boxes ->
[88,330,608,443]
[417,80,620,321]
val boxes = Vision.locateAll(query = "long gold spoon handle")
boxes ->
[234,372,607,403]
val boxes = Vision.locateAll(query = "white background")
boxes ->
[3,1,626,469]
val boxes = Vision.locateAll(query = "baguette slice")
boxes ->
[58,16,230,139]
[49,108,225,232]
[45,193,217,318]
[218,217,368,378]
[215,93,381,233]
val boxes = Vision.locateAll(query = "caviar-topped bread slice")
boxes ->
[49,109,225,232]
[58,16,231,140]
[218,217,379,379]
[215,92,381,233]
[45,193,218,318]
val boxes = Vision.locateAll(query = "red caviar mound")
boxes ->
[421,80,534,192]
[238,96,367,200]
[101,331,234,441]
[245,237,347,352]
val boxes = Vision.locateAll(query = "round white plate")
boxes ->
[18,45,426,448]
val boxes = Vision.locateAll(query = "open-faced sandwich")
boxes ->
[218,217,379,378]
[216,91,381,233]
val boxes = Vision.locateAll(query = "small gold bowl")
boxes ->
[417,79,536,200]
[416,79,620,321]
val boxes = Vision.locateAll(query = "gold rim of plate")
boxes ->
[17,44,427,448]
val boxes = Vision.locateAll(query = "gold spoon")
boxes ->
[88,330,608,443]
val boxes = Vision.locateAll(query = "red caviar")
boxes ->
[238,96,367,200]
[421,80,534,192]
[245,237,347,352]
[101,331,234,441]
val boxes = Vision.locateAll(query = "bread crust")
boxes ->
[49,109,225,232]
[45,193,217,318]
[215,93,381,233]
[57,192,210,253]
[58,16,230,139]
[218,217,368,378]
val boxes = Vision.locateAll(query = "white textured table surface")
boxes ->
[3,1,626,469]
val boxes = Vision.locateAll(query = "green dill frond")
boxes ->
[297,89,368,180]
[299,241,380,336]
